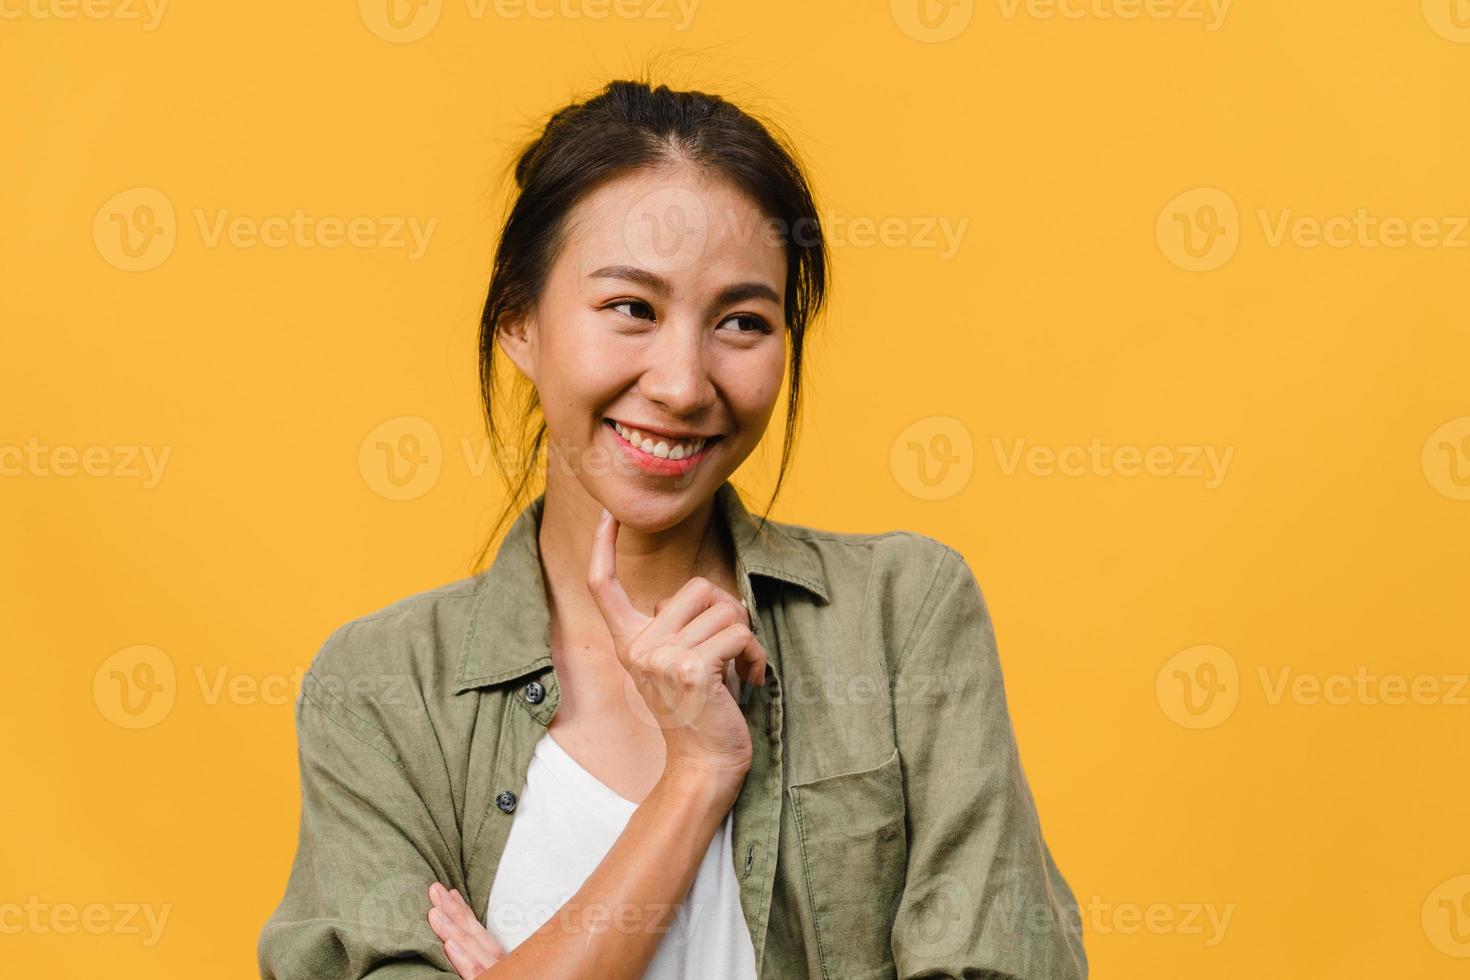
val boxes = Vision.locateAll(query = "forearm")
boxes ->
[475,768,739,980]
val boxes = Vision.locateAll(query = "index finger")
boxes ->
[586,506,647,645]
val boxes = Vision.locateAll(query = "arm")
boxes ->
[889,544,1088,980]
[259,632,740,980]
[443,505,759,978]
[257,632,465,979]
[433,767,738,980]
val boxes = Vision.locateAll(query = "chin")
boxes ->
[594,476,718,531]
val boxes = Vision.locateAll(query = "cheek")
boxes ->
[537,314,623,404]
[726,344,787,423]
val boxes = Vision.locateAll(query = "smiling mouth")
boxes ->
[604,418,723,461]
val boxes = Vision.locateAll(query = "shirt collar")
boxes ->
[454,479,829,693]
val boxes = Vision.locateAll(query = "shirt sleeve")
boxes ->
[889,544,1088,980]
[257,626,463,979]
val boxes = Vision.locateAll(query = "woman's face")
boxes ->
[500,163,789,530]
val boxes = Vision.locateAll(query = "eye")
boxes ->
[606,299,656,321]
[718,312,774,335]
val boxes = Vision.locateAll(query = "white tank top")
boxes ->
[485,731,759,979]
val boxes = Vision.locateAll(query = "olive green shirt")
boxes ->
[257,480,1087,979]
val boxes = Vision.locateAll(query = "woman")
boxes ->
[258,79,1086,980]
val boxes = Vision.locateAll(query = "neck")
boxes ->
[536,474,736,632]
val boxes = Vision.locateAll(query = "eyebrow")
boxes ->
[588,265,781,309]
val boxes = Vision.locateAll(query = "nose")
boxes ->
[636,317,717,418]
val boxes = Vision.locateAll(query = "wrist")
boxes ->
[655,763,746,816]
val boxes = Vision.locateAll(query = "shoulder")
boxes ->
[764,517,981,664]
[763,518,996,708]
[305,573,487,685]
[289,575,490,771]
[782,520,962,559]
[775,517,971,604]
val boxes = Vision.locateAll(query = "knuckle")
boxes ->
[675,659,703,687]
[645,647,671,675]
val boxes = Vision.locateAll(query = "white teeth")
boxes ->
[612,420,706,458]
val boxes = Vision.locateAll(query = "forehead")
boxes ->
[560,164,787,294]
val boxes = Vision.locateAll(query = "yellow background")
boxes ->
[3,0,1469,976]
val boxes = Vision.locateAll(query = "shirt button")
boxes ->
[522,680,545,704]
[495,790,518,813]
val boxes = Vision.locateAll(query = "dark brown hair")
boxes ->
[472,78,829,573]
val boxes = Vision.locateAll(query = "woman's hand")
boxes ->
[427,881,504,979]
[587,506,768,788]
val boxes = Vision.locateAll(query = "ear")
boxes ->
[496,309,538,385]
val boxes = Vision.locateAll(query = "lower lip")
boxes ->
[605,420,719,477]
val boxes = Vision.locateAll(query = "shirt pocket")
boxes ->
[787,744,907,980]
